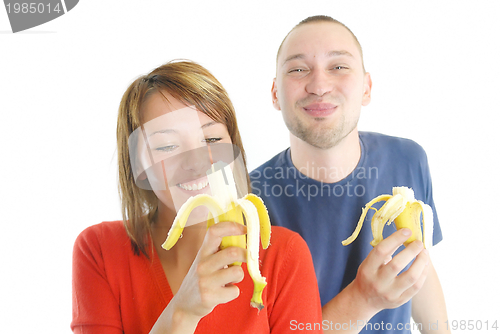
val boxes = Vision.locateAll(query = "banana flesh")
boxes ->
[162,162,271,311]
[342,186,434,248]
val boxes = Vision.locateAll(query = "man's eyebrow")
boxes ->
[327,50,354,58]
[282,54,305,66]
[282,50,354,67]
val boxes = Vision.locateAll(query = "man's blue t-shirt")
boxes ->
[250,132,442,333]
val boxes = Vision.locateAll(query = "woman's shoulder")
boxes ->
[259,226,317,299]
[74,220,130,251]
[268,225,306,246]
[261,226,310,263]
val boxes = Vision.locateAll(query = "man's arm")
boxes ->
[322,228,430,333]
[411,260,451,334]
[321,280,378,333]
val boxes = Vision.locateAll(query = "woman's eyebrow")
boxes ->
[148,128,176,137]
[201,121,218,129]
[147,121,218,137]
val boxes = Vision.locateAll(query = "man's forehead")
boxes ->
[279,22,360,63]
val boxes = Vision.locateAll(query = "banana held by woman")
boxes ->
[163,161,271,311]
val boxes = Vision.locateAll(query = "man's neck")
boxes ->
[289,129,361,183]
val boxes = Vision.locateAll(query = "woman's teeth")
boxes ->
[177,180,209,191]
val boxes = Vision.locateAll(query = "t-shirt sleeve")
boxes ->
[419,146,443,246]
[268,231,323,333]
[71,226,123,333]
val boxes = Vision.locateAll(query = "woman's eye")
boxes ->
[155,145,178,152]
[204,137,222,144]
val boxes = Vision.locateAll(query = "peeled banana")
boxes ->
[162,161,271,311]
[342,186,434,249]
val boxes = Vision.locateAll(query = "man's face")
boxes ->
[273,22,372,149]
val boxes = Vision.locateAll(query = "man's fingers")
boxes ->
[380,240,424,279]
[396,257,430,304]
[365,228,413,270]
[393,247,429,293]
[199,221,246,258]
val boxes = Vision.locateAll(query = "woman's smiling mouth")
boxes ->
[177,178,209,191]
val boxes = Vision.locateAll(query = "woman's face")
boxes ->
[138,91,233,225]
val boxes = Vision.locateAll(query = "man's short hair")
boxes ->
[276,15,365,72]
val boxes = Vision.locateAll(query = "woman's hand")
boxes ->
[150,221,247,334]
[175,221,247,317]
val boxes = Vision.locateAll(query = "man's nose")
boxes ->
[305,69,333,96]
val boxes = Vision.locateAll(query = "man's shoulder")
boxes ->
[360,131,427,159]
[250,148,289,176]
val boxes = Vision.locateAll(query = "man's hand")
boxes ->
[352,228,430,314]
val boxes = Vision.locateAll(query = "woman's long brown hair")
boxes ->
[117,60,249,258]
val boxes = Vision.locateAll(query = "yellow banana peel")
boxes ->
[342,186,434,248]
[162,161,271,311]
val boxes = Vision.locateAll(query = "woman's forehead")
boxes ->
[141,91,190,124]
[142,105,206,137]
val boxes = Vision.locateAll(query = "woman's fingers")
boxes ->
[216,262,246,285]
[180,221,247,315]
[198,221,246,259]
[198,279,242,307]
[197,246,247,276]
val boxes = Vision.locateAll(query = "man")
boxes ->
[250,16,450,333]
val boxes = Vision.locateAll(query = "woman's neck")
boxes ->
[151,203,207,268]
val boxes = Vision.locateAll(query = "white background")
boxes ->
[1,1,499,333]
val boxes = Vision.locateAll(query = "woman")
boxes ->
[71,60,322,333]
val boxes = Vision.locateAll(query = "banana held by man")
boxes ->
[162,161,271,311]
[342,186,434,248]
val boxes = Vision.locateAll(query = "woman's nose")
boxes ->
[180,146,210,173]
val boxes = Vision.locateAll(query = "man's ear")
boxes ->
[362,72,372,106]
[271,78,281,110]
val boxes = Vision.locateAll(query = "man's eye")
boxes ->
[155,145,178,152]
[289,68,306,73]
[332,66,348,70]
[204,137,222,144]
